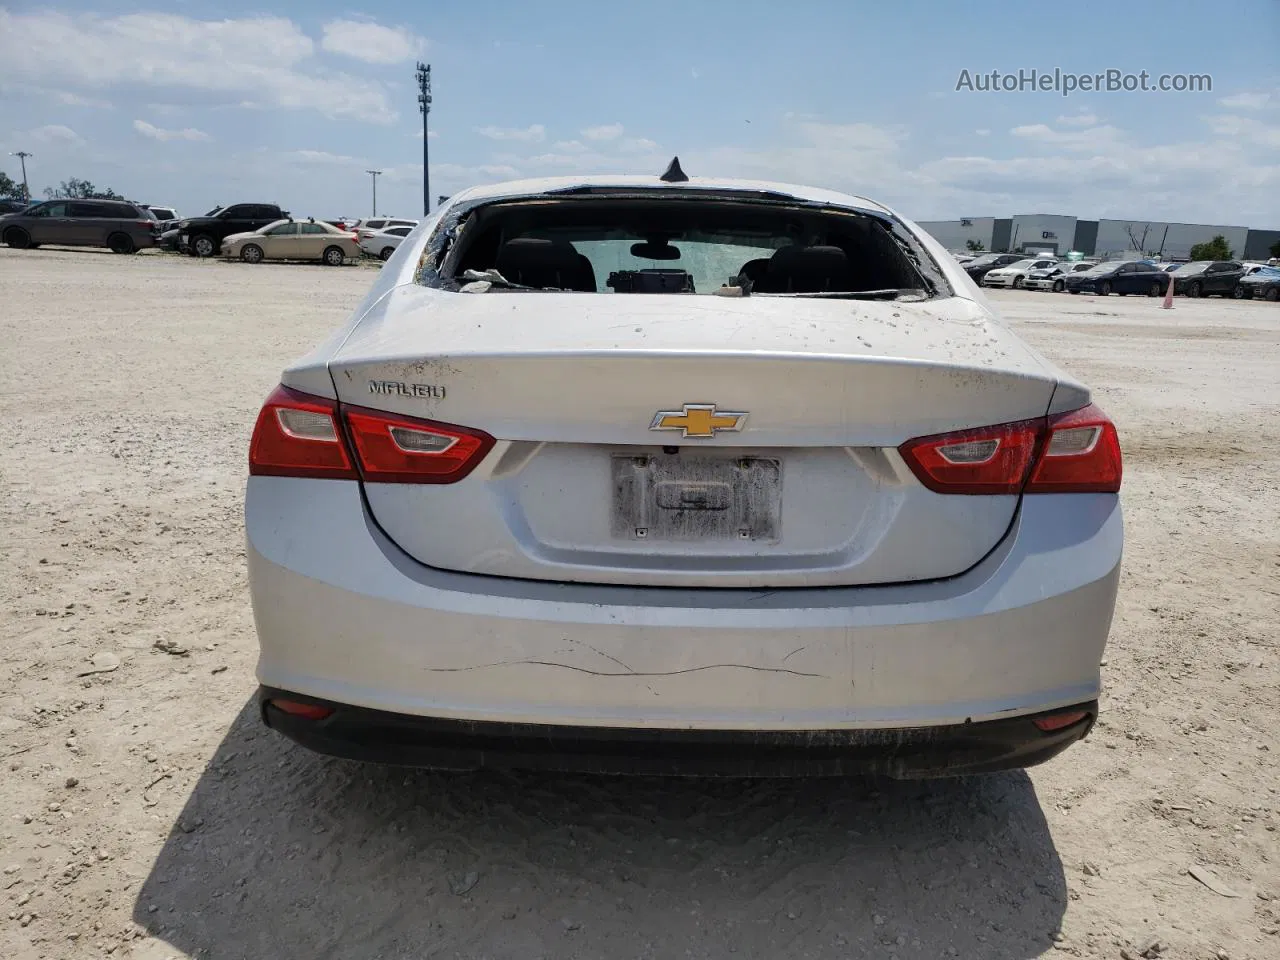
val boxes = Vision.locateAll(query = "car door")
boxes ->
[1210,261,1243,294]
[24,201,73,245]
[260,221,299,259]
[298,222,332,258]
[67,201,113,245]
[248,205,282,232]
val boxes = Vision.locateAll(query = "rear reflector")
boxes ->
[269,699,334,721]
[1032,710,1088,732]
[343,405,495,484]
[249,385,357,480]
[899,403,1121,495]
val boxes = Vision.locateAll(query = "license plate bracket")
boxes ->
[611,454,781,542]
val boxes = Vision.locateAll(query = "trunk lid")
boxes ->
[327,287,1060,587]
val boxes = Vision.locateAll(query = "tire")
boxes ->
[1053,280,1064,292]
[1012,275,1023,289]
[1188,281,1202,298]
[322,245,345,266]
[3,227,31,249]
[1233,285,1248,299]
[191,234,217,258]
[1099,281,1111,296]
[379,246,395,261]
[240,243,264,264]
[107,232,134,255]
[1149,282,1162,297]
[1266,288,1279,302]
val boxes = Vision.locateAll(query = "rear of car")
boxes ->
[245,176,1123,778]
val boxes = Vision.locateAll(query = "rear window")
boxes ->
[430,195,944,300]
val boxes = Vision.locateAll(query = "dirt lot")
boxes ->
[2,247,1277,960]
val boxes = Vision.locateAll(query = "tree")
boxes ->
[0,170,24,200]
[42,178,124,200]
[965,239,985,252]
[1269,238,1280,259]
[1124,223,1151,255]
[1188,235,1234,261]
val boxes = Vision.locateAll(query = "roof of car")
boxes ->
[441,175,895,218]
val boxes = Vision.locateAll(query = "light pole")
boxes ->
[416,61,431,217]
[9,151,32,202]
[365,169,382,217]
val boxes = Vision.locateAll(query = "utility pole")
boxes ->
[9,151,32,202]
[416,61,432,217]
[365,169,382,217]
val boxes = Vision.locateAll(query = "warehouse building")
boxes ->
[916,214,1278,261]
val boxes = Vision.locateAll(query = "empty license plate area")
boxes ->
[611,454,782,542]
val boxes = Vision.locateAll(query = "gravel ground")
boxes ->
[1,247,1277,960]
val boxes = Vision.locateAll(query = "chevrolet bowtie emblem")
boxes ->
[649,403,748,438]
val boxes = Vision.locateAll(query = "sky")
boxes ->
[0,1,1277,226]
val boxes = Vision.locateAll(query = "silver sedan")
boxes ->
[245,173,1123,778]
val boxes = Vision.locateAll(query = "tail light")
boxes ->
[899,403,1121,495]
[248,386,494,484]
[344,405,495,483]
[249,385,357,479]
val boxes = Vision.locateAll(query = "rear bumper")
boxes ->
[247,478,1122,738]
[260,687,1097,778]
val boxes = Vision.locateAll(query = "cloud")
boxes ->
[133,119,210,142]
[1218,91,1273,110]
[474,124,546,142]
[1056,111,1099,127]
[25,124,84,145]
[1010,122,1123,150]
[280,150,362,165]
[581,123,624,141]
[0,11,397,124]
[974,129,991,137]
[1203,114,1280,150]
[551,140,588,153]
[320,19,424,64]
[618,137,659,154]
[672,115,1277,224]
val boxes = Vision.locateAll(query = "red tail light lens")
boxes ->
[898,418,1042,494]
[343,405,495,484]
[899,403,1122,495]
[1025,404,1122,493]
[269,698,334,721]
[249,385,357,479]
[1032,709,1088,732]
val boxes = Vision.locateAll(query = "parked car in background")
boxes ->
[951,252,976,265]
[360,225,415,261]
[1169,261,1245,298]
[355,217,419,243]
[963,252,1023,282]
[1241,262,1268,277]
[1065,260,1170,296]
[145,205,180,234]
[981,257,1058,289]
[1024,261,1094,292]
[1,198,158,253]
[157,228,182,252]
[0,198,31,215]
[179,203,289,257]
[220,218,361,266]
[1233,266,1280,301]
[246,173,1123,779]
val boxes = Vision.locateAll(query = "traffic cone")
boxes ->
[1161,269,1175,309]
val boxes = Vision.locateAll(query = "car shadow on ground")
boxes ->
[134,700,1067,959]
